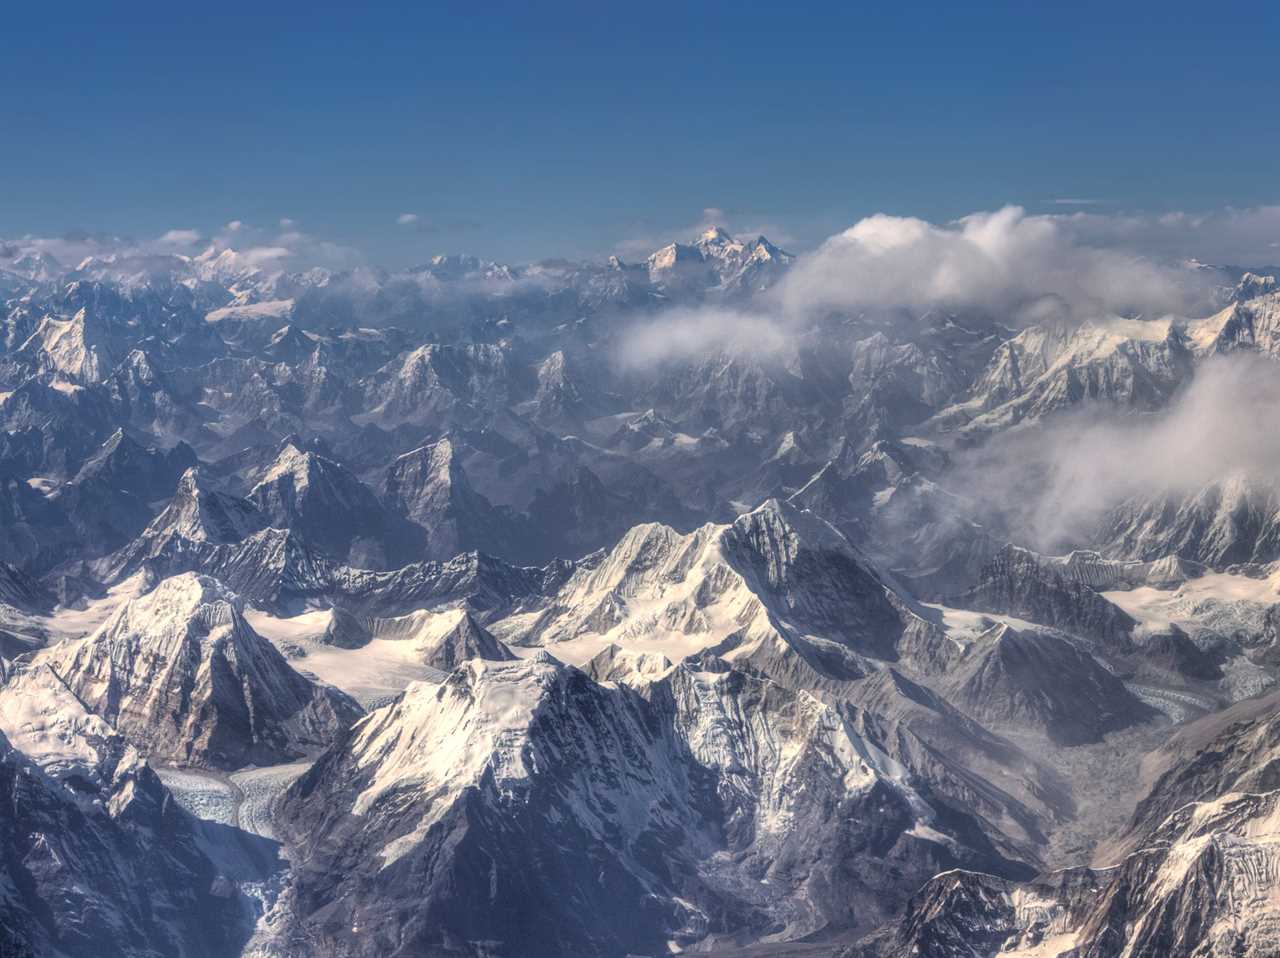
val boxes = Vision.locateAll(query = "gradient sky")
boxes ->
[3,1,1278,265]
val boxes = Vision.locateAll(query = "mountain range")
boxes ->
[0,226,1279,956]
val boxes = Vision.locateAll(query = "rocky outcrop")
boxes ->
[249,440,424,567]
[948,545,1137,646]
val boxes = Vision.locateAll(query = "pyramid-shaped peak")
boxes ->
[49,570,360,770]
[698,225,734,245]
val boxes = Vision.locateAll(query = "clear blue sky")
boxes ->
[3,1,1278,265]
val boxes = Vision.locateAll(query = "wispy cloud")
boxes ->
[397,213,420,226]
[950,353,1280,551]
[156,228,203,247]
[616,307,792,367]
[1048,198,1102,206]
[774,205,1197,323]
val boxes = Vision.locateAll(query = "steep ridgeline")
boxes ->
[0,665,247,957]
[924,282,1280,439]
[105,498,573,619]
[0,561,52,612]
[109,465,267,572]
[1102,473,1280,568]
[271,653,1026,957]
[931,317,1195,434]
[50,428,197,556]
[942,623,1156,745]
[646,226,795,295]
[35,573,361,769]
[497,498,925,688]
[359,342,511,430]
[849,689,1280,958]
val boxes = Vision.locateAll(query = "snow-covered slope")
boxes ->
[495,498,914,686]
[932,317,1194,433]
[357,606,515,670]
[34,573,361,769]
[271,653,1017,956]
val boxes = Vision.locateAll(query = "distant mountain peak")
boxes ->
[698,225,734,245]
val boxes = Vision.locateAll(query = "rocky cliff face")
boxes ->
[380,437,523,561]
[850,685,1280,958]
[272,654,1021,957]
[948,545,1137,647]
[248,440,424,568]
[0,667,247,958]
[1102,474,1280,567]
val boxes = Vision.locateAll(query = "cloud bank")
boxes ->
[775,205,1199,323]
[952,354,1280,552]
[618,204,1224,366]
[1,220,363,274]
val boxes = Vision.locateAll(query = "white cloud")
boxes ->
[397,212,419,226]
[616,307,791,367]
[1054,205,1280,266]
[1048,198,1102,206]
[613,203,1258,369]
[238,246,293,268]
[201,219,362,271]
[774,205,1197,324]
[157,228,203,247]
[951,353,1280,551]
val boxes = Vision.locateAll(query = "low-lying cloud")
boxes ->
[2,219,363,275]
[617,204,1217,367]
[952,353,1280,552]
[615,307,792,368]
[775,205,1200,323]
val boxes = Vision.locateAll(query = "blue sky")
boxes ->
[3,1,1278,265]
